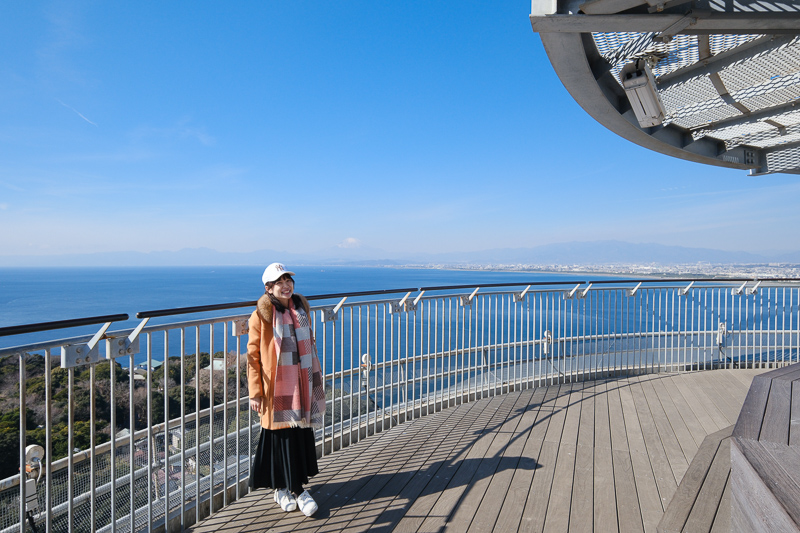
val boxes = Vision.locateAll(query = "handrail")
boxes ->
[0,277,796,334]
[0,314,129,338]
[133,276,800,321]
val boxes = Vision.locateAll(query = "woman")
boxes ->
[247,263,325,516]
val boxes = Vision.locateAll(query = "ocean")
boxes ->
[0,266,604,352]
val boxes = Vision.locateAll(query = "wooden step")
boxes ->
[658,425,733,533]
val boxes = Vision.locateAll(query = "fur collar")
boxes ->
[256,293,309,324]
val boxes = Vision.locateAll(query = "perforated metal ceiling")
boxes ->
[530,1,800,175]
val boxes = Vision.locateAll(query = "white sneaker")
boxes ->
[296,490,318,517]
[274,488,297,512]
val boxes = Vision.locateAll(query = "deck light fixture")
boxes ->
[620,58,666,129]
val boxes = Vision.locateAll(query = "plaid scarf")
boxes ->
[272,299,325,428]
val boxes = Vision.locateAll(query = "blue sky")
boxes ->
[2,1,799,259]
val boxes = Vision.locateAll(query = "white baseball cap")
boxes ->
[262,263,296,285]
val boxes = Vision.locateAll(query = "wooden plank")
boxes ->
[591,381,619,533]
[519,440,560,533]
[676,374,731,431]
[543,385,582,533]
[569,383,596,533]
[760,377,792,444]
[637,377,690,484]
[657,374,709,448]
[669,373,723,434]
[463,391,537,532]
[727,368,762,389]
[594,380,612,450]
[612,449,645,533]
[709,473,731,533]
[773,366,800,382]
[311,414,449,533]
[413,396,513,533]
[730,439,800,532]
[646,377,699,458]
[682,436,732,533]
[569,444,594,533]
[617,381,663,533]
[450,430,513,532]
[694,371,750,426]
[732,375,771,440]
[629,380,678,505]
[658,426,732,533]
[496,387,554,533]
[392,397,508,533]
[606,378,629,452]
[490,387,548,531]
[332,398,480,533]
[544,384,572,444]
[792,380,800,447]
[756,440,800,526]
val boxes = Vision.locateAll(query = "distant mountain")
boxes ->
[0,241,789,267]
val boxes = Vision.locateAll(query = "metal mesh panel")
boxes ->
[718,38,800,93]
[669,100,741,129]
[709,34,763,56]
[723,123,800,149]
[660,76,724,116]
[765,145,800,173]
[593,33,763,90]
[694,120,772,142]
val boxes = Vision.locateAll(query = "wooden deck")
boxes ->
[189,369,769,533]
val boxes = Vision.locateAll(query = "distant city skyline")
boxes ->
[2,2,799,260]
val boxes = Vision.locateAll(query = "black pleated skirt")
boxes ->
[249,427,319,495]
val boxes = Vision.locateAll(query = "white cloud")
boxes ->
[56,99,97,126]
[337,237,361,249]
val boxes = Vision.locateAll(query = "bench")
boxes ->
[730,363,800,532]
[658,425,734,533]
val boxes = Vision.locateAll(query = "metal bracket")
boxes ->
[653,12,697,43]
[321,297,347,322]
[628,282,643,297]
[360,353,371,389]
[25,478,38,512]
[749,280,762,295]
[400,292,416,312]
[515,285,531,302]
[542,330,553,356]
[717,321,727,348]
[411,290,426,309]
[563,284,581,300]
[232,318,249,336]
[679,281,694,296]
[732,280,748,295]
[61,321,112,368]
[579,283,593,299]
[107,318,149,359]
[460,287,479,307]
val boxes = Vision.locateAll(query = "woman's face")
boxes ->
[268,274,294,306]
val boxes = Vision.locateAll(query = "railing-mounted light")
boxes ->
[620,58,666,128]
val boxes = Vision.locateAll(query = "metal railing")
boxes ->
[1,278,799,532]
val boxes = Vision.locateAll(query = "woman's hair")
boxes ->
[265,274,296,313]
[264,273,294,291]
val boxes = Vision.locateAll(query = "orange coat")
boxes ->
[246,293,312,430]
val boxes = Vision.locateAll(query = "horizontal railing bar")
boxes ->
[4,277,799,338]
[0,314,129,338]
[134,277,797,320]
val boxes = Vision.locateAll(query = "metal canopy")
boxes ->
[530,0,800,175]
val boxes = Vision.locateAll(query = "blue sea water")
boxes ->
[0,266,601,352]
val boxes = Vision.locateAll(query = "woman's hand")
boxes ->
[249,397,262,412]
